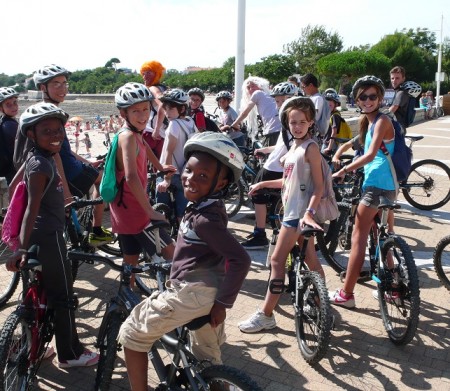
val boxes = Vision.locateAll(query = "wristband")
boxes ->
[306,207,316,216]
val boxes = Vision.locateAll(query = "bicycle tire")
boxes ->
[153,203,178,239]
[377,236,420,345]
[294,271,332,365]
[433,235,450,291]
[98,238,122,257]
[0,310,32,391]
[223,179,245,218]
[198,365,263,391]
[268,192,283,230]
[95,312,123,391]
[0,240,20,309]
[401,159,450,210]
[135,255,167,296]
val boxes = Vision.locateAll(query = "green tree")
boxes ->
[251,54,295,84]
[283,25,343,74]
[401,28,437,53]
[104,58,121,70]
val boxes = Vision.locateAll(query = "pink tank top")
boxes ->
[110,131,149,234]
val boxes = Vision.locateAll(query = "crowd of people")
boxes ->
[0,61,427,389]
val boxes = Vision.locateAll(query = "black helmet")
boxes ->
[188,87,205,101]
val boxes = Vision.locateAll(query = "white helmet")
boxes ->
[215,90,233,101]
[0,87,19,104]
[33,64,71,88]
[324,90,341,104]
[184,132,244,183]
[271,82,296,97]
[115,82,153,108]
[19,102,69,136]
[401,81,422,98]
[160,88,189,105]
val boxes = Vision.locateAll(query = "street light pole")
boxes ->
[436,14,443,111]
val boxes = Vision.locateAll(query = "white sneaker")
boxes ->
[238,310,277,333]
[329,289,356,308]
[58,349,99,368]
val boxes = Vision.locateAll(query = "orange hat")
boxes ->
[140,61,165,84]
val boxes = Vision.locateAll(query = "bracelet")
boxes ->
[306,207,316,216]
[18,248,27,254]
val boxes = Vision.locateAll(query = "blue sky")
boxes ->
[2,0,449,76]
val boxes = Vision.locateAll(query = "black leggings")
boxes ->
[29,230,84,360]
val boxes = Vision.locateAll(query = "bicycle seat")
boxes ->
[185,315,211,330]
[378,196,400,210]
[300,225,323,237]
[404,134,424,142]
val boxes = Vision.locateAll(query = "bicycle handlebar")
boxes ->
[65,197,104,210]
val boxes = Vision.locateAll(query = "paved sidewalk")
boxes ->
[0,116,449,390]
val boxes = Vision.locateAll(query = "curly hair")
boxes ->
[140,61,166,84]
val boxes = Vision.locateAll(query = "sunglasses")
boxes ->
[358,94,378,102]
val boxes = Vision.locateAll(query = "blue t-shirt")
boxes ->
[363,129,395,191]
[60,135,83,181]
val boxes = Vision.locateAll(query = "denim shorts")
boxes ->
[360,186,397,209]
[282,218,300,229]
[155,174,188,218]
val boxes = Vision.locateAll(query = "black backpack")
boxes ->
[404,95,417,128]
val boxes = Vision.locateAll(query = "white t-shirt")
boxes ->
[251,90,281,135]
[263,133,287,173]
[309,93,326,122]
[159,117,196,173]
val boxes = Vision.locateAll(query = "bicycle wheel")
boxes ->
[401,159,450,210]
[135,255,168,296]
[153,203,178,239]
[198,365,263,391]
[268,192,283,230]
[0,310,32,390]
[98,237,122,257]
[223,179,245,218]
[0,240,20,309]
[433,235,450,291]
[294,271,332,365]
[377,236,420,345]
[95,312,123,391]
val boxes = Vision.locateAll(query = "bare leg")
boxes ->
[123,347,148,391]
[254,203,267,229]
[343,204,377,294]
[261,226,298,317]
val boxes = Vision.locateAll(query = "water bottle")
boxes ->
[266,229,279,268]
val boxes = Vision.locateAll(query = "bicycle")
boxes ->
[429,104,445,119]
[91,248,171,390]
[325,193,420,344]
[433,235,450,291]
[94,262,263,390]
[268,225,332,365]
[0,245,77,389]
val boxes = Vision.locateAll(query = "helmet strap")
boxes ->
[42,85,60,106]
[125,118,143,134]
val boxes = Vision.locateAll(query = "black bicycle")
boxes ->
[433,235,450,291]
[268,225,332,365]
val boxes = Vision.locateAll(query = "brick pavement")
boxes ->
[1,116,449,390]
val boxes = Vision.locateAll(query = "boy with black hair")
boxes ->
[118,132,251,391]
[0,87,19,183]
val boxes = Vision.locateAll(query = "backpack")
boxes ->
[371,113,412,183]
[334,112,352,139]
[314,95,331,137]
[99,130,125,203]
[404,95,417,128]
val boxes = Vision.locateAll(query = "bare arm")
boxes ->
[231,102,256,128]
[303,143,324,229]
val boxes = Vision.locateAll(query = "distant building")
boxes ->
[184,66,215,74]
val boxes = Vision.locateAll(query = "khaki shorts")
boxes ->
[360,186,397,209]
[118,282,225,364]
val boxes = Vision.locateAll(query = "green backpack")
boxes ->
[100,130,125,203]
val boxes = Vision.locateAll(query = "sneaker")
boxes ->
[58,349,99,368]
[241,232,269,250]
[238,310,277,333]
[372,289,401,305]
[329,289,356,308]
[89,227,114,246]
